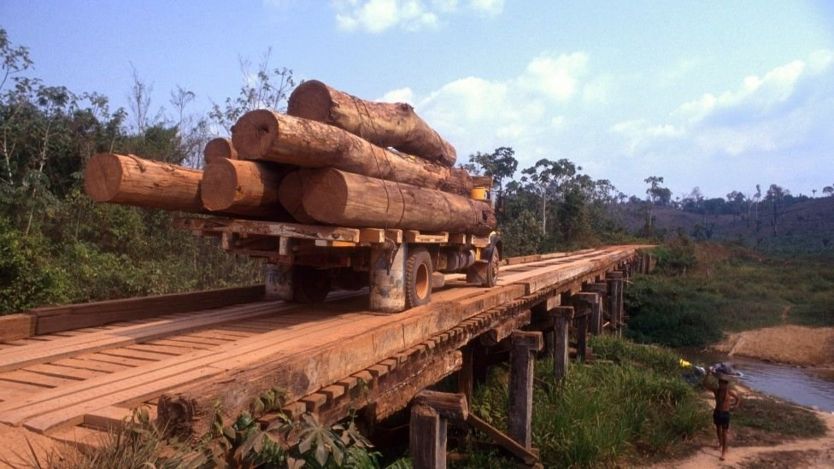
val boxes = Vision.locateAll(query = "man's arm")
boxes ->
[729,389,741,409]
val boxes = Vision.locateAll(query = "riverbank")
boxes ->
[712,325,834,368]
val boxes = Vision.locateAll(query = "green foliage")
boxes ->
[625,242,834,346]
[624,275,723,347]
[211,411,380,469]
[460,337,707,468]
[652,234,697,275]
[0,218,67,311]
[0,29,266,314]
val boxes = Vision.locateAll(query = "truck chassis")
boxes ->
[177,217,501,313]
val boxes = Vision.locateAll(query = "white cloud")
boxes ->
[468,0,503,15]
[407,52,588,161]
[518,52,588,101]
[617,49,834,158]
[332,0,502,33]
[675,51,831,125]
[610,119,685,155]
[334,0,437,33]
[379,87,415,104]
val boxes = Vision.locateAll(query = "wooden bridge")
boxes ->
[0,245,650,467]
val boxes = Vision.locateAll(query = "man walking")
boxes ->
[710,363,741,461]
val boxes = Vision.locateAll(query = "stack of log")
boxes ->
[84,80,496,235]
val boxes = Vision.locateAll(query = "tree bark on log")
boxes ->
[231,110,472,195]
[277,170,317,224]
[299,168,496,235]
[288,80,457,166]
[200,159,291,220]
[84,153,205,212]
[203,137,238,165]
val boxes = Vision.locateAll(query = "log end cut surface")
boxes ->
[84,153,124,202]
[231,110,281,158]
[200,160,239,211]
[300,169,352,225]
[278,171,318,224]
[203,138,237,164]
[287,80,333,123]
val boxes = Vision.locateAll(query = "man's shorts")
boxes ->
[713,410,731,428]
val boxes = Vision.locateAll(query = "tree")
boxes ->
[464,146,518,206]
[824,186,834,197]
[520,159,579,235]
[209,49,295,134]
[643,176,670,235]
[765,184,789,234]
[644,176,671,206]
[726,190,746,221]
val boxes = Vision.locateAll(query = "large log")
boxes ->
[299,168,496,235]
[200,158,291,220]
[84,153,204,212]
[203,137,238,165]
[277,170,316,224]
[231,110,472,195]
[287,80,457,166]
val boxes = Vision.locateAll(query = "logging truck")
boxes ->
[85,81,500,313]
[177,178,500,314]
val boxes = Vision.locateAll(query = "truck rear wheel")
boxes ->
[293,266,331,303]
[483,247,499,287]
[405,247,433,308]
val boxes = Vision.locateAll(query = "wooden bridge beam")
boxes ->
[410,391,468,469]
[508,331,543,449]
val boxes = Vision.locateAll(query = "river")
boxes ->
[683,350,834,412]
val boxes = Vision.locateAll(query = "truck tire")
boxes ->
[405,247,433,308]
[293,266,331,303]
[483,247,499,287]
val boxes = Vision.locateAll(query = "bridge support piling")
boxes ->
[508,331,544,449]
[410,391,468,469]
[531,296,560,358]
[583,284,607,334]
[550,306,574,381]
[606,272,624,335]
[571,293,596,361]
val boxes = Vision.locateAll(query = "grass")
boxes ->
[625,241,834,347]
[456,336,708,468]
[734,397,827,441]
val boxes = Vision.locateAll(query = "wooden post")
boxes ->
[410,391,468,469]
[508,331,543,449]
[264,263,292,301]
[571,293,596,362]
[369,243,406,312]
[550,306,574,382]
[531,295,560,358]
[458,343,474,400]
[606,271,624,334]
[583,283,606,334]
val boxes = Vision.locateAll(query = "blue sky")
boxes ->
[3,0,833,198]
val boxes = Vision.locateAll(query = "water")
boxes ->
[683,350,834,412]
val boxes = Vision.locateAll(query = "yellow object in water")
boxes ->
[679,358,692,369]
[471,186,488,201]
